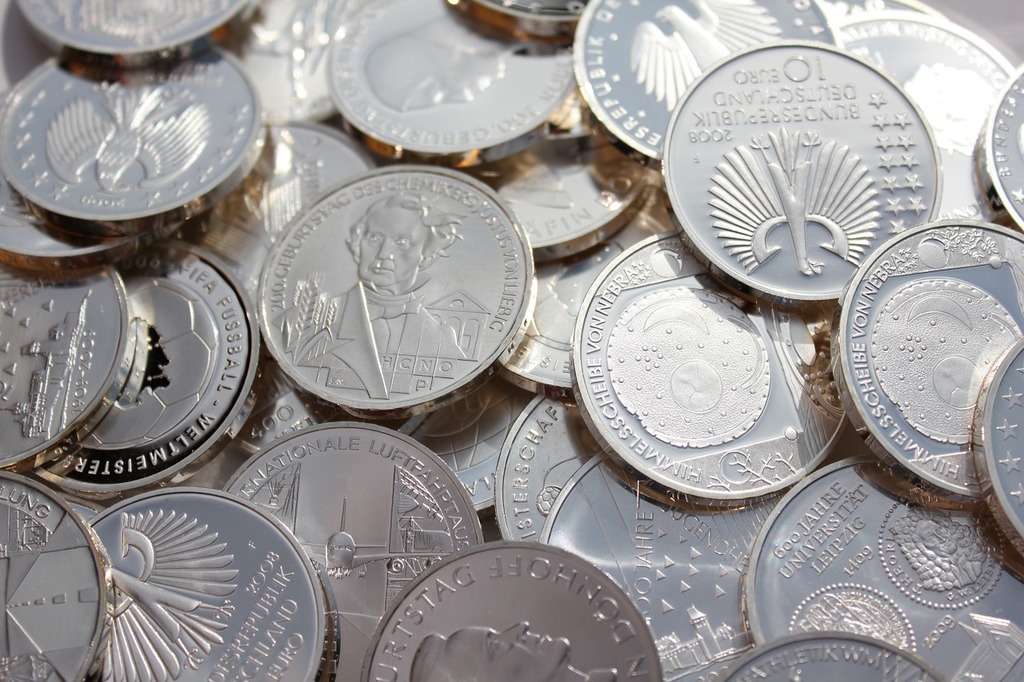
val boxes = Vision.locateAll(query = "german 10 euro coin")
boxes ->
[836,220,1024,499]
[664,42,941,305]
[259,166,534,417]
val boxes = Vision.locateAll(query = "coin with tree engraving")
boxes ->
[835,220,1024,499]
[225,422,483,682]
[90,487,333,682]
[574,0,834,163]
[259,166,534,418]
[0,51,263,238]
[981,64,1024,230]
[363,541,662,682]
[663,42,941,305]
[0,470,111,682]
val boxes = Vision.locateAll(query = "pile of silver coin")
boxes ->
[1,0,1023,679]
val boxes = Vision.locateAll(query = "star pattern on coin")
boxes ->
[883,176,900,192]
[1013,189,1024,205]
[908,197,927,216]
[869,92,886,108]
[1003,389,1024,409]
[892,113,912,129]
[1000,455,1021,473]
[886,198,905,216]
[1012,485,1024,506]
[896,135,915,150]
[876,135,892,151]
[900,154,919,170]
[997,418,1018,440]
[873,114,890,129]
[904,174,923,191]
[889,219,906,234]
[879,155,896,171]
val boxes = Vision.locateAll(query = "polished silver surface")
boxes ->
[363,541,663,681]
[0,51,263,237]
[0,264,131,469]
[720,633,945,682]
[328,0,575,165]
[225,423,483,682]
[837,12,1013,222]
[836,220,1024,499]
[575,0,834,163]
[259,166,534,418]
[818,0,944,21]
[41,243,259,495]
[664,41,941,305]
[0,470,111,682]
[91,487,332,682]
[542,455,779,681]
[744,458,1024,678]
[573,232,843,501]
[454,0,585,41]
[981,64,1024,230]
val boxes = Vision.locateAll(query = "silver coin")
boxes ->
[472,139,648,261]
[0,471,111,682]
[973,337,1024,556]
[494,396,596,541]
[719,633,945,682]
[453,0,585,41]
[575,0,834,163]
[835,220,1024,499]
[259,166,534,418]
[837,12,1014,222]
[573,232,843,501]
[91,487,332,682]
[179,122,375,298]
[363,541,663,681]
[41,243,259,495]
[239,0,358,123]
[542,454,779,681]
[0,264,131,469]
[663,42,942,305]
[0,51,263,237]
[744,457,1024,678]
[14,0,253,63]
[500,198,673,396]
[980,64,1024,230]
[818,0,944,22]
[405,376,535,511]
[224,422,483,682]
[328,0,575,166]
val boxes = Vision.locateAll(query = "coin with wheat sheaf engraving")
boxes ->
[574,0,834,164]
[363,541,662,682]
[0,470,111,682]
[91,487,333,682]
[837,12,1014,222]
[0,264,131,470]
[224,422,482,682]
[542,454,779,681]
[719,633,944,682]
[328,0,575,165]
[573,232,843,501]
[0,51,262,238]
[835,221,1024,499]
[663,42,941,305]
[981,64,1024,230]
[259,166,534,418]
[744,457,1024,678]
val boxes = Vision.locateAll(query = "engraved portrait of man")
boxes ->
[410,624,617,682]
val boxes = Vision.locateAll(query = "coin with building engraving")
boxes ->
[90,487,332,682]
[328,0,575,165]
[0,264,131,469]
[0,470,111,682]
[981,64,1024,230]
[574,0,834,163]
[541,454,779,681]
[837,12,1013,222]
[0,52,263,238]
[14,0,252,62]
[836,220,1024,499]
[225,422,483,682]
[663,42,941,305]
[573,233,842,501]
[259,166,534,418]
[40,243,259,495]
[363,541,662,681]
[719,633,944,682]
[744,457,1024,677]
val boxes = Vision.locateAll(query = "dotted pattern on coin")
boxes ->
[663,42,941,304]
[329,0,575,163]
[0,264,130,468]
[982,64,1024,229]
[836,221,1024,498]
[575,0,834,162]
[91,488,331,682]
[259,166,534,417]
[0,471,111,682]
[788,583,916,650]
[0,52,262,236]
